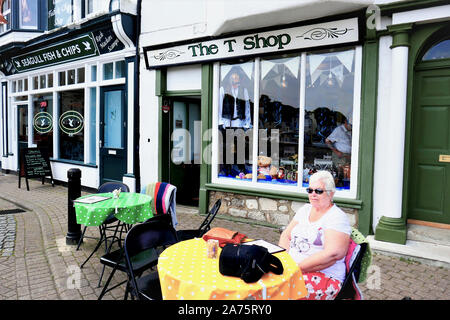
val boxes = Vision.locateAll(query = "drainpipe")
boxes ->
[134,0,142,193]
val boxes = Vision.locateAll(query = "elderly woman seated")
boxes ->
[279,170,350,300]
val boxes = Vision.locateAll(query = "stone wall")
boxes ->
[209,191,358,228]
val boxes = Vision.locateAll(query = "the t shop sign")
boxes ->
[144,17,359,68]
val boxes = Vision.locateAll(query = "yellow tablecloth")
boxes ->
[157,238,307,300]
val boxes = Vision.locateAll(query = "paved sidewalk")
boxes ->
[0,173,448,300]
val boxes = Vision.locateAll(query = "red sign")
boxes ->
[162,105,170,113]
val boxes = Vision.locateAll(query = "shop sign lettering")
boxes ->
[11,34,99,73]
[145,17,359,69]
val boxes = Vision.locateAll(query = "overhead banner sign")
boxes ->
[144,18,359,69]
[12,34,99,73]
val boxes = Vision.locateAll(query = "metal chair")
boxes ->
[98,217,177,300]
[76,182,130,287]
[176,199,221,241]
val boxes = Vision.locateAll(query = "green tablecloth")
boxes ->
[74,192,153,226]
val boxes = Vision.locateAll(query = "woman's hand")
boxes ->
[278,219,298,250]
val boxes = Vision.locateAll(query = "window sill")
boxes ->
[205,182,363,209]
[50,158,98,168]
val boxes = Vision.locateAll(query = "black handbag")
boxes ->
[219,244,284,283]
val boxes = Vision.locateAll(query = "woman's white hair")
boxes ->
[309,170,336,194]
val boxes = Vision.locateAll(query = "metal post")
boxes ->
[66,168,82,245]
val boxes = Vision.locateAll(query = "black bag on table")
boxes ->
[219,244,284,283]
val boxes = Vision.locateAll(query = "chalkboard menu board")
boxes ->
[19,148,54,191]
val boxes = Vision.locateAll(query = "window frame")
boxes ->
[18,0,39,30]
[211,46,362,199]
[8,57,126,166]
[1,82,9,156]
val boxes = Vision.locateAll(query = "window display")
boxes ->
[217,61,254,180]
[304,48,355,190]
[258,55,300,186]
[33,95,53,157]
[59,90,84,162]
[213,47,359,194]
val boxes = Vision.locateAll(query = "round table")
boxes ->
[157,238,307,300]
[74,192,153,226]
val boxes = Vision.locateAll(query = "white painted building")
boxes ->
[138,0,450,243]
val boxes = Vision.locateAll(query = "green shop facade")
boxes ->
[0,11,140,191]
[140,0,450,243]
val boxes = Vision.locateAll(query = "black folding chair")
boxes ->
[176,199,221,241]
[77,182,131,287]
[124,219,178,300]
[97,216,177,300]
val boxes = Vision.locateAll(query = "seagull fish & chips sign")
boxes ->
[144,18,359,69]
[11,34,98,73]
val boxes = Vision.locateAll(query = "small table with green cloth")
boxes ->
[74,192,154,226]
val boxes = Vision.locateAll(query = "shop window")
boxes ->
[213,47,360,195]
[59,71,66,86]
[32,76,38,90]
[24,78,28,91]
[47,74,53,88]
[59,90,84,162]
[18,80,23,92]
[259,55,300,186]
[11,81,16,93]
[40,75,46,89]
[33,95,53,157]
[77,68,85,83]
[115,61,125,78]
[217,61,255,181]
[422,39,450,61]
[103,63,113,80]
[304,48,355,190]
[0,0,11,34]
[68,69,75,85]
[91,65,97,82]
[19,0,38,29]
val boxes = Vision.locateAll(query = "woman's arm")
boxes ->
[297,229,349,273]
[278,219,299,250]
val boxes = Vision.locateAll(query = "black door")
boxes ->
[165,98,201,206]
[99,86,127,185]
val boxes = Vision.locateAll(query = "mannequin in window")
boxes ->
[218,70,252,177]
[325,116,352,186]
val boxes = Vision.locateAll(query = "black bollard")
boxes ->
[66,168,82,245]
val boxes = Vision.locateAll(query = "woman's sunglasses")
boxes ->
[306,188,327,195]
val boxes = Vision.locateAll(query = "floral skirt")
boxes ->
[299,272,342,300]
